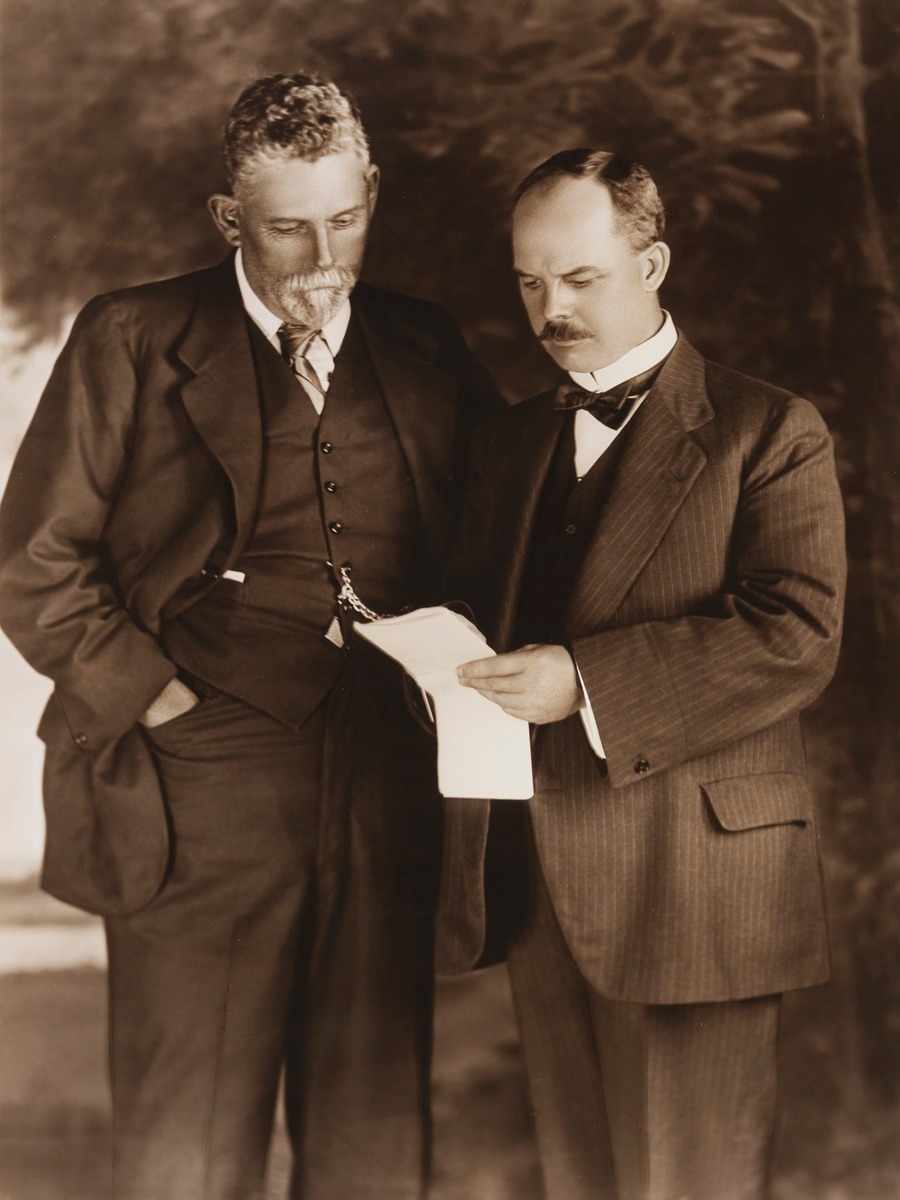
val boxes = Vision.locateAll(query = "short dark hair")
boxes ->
[515,149,665,252]
[223,72,370,192]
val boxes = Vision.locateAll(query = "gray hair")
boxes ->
[223,72,370,192]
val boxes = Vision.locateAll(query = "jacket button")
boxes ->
[324,480,338,493]
[329,521,344,534]
[321,441,334,454]
[565,523,577,535]
[634,757,650,774]
[74,733,89,748]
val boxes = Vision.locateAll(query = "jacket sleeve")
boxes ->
[0,295,177,750]
[572,395,846,788]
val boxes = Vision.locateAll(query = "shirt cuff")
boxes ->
[575,662,606,759]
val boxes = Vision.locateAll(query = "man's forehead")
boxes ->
[515,176,614,226]
[515,178,617,237]
[513,179,622,272]
[239,150,372,206]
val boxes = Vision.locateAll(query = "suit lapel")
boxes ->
[492,399,567,650]
[565,337,713,634]
[177,258,263,550]
[355,291,457,563]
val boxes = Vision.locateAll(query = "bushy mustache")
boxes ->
[539,318,593,343]
[280,267,357,294]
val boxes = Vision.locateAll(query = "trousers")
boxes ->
[105,672,439,1200]
[498,813,781,1200]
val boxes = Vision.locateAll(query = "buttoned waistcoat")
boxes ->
[438,336,846,1004]
[0,256,497,915]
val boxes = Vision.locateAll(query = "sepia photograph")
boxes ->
[1,2,898,1198]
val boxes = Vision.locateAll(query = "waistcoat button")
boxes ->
[329,521,344,534]
[321,441,334,454]
[324,481,338,493]
[634,757,650,774]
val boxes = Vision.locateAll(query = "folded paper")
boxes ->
[355,607,534,800]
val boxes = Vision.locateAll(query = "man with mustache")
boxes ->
[442,150,845,1199]
[0,73,496,1199]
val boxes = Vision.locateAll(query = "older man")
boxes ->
[0,74,496,1200]
[444,150,846,1200]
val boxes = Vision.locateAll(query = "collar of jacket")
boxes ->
[491,335,714,648]
[175,257,459,574]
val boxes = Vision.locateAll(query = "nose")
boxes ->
[311,226,335,270]
[542,282,572,321]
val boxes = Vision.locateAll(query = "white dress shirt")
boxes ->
[234,249,351,413]
[569,311,678,758]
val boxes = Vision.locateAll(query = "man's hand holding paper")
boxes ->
[354,607,534,799]
[456,643,582,724]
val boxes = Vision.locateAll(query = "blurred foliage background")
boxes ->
[1,0,899,1191]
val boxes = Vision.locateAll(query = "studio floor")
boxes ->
[0,880,897,1200]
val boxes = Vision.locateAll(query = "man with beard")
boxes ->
[441,150,846,1199]
[0,74,496,1200]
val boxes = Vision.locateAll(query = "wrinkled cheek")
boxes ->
[336,231,368,270]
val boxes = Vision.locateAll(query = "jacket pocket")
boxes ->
[141,690,226,748]
[701,772,813,831]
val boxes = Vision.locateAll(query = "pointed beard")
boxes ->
[273,267,358,328]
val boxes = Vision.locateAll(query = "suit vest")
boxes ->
[516,412,631,646]
[162,312,427,726]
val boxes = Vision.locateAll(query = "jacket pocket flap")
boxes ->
[701,773,813,831]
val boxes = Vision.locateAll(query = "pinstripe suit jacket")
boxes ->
[437,335,846,1004]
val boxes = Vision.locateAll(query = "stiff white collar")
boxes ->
[234,249,352,357]
[569,309,677,393]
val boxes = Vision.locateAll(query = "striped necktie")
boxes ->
[277,324,335,399]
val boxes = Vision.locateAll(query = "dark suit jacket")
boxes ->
[0,256,497,916]
[437,336,846,1005]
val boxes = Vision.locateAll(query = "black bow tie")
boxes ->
[554,364,663,429]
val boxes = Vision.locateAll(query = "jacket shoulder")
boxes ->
[469,388,554,462]
[702,357,828,435]
[354,281,453,330]
[353,281,467,361]
[71,260,232,340]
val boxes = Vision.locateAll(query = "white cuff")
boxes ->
[575,662,606,759]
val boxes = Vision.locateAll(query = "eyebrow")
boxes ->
[513,265,601,277]
[269,204,369,224]
[331,204,369,218]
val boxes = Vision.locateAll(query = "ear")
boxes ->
[208,194,242,248]
[365,164,380,216]
[642,241,671,292]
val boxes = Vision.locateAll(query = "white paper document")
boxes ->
[355,607,534,800]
